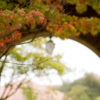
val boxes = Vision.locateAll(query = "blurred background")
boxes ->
[0,37,100,100]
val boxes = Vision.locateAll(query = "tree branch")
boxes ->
[0,55,7,80]
[1,79,26,100]
[0,46,11,59]
[0,29,19,39]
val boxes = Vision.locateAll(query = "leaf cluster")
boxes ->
[59,73,100,100]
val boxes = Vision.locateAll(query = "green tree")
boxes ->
[64,85,90,100]
[0,38,67,100]
[22,86,37,100]
[59,74,100,100]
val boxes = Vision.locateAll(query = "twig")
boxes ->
[12,32,37,45]
[13,26,46,45]
[0,46,11,59]
[2,78,26,100]
[0,61,33,66]
[0,58,50,66]
[0,29,19,39]
[0,55,7,80]
[0,70,15,99]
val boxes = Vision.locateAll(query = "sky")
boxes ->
[54,38,100,81]
[32,37,100,85]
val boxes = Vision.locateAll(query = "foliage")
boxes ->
[0,38,66,86]
[65,0,100,14]
[64,85,91,100]
[0,38,67,100]
[0,0,100,56]
[6,38,66,76]
[71,74,100,100]
[59,74,100,100]
[22,86,37,100]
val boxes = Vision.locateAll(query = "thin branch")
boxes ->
[0,46,11,59]
[0,29,19,39]
[13,26,46,45]
[2,78,26,100]
[0,58,51,66]
[38,58,50,65]
[0,84,12,100]
[0,30,36,59]
[0,61,33,66]
[0,70,15,99]
[0,55,7,80]
[12,32,37,45]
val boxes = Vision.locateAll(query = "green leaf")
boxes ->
[76,4,87,14]
[0,1,7,9]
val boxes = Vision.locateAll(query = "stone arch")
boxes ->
[16,32,100,57]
